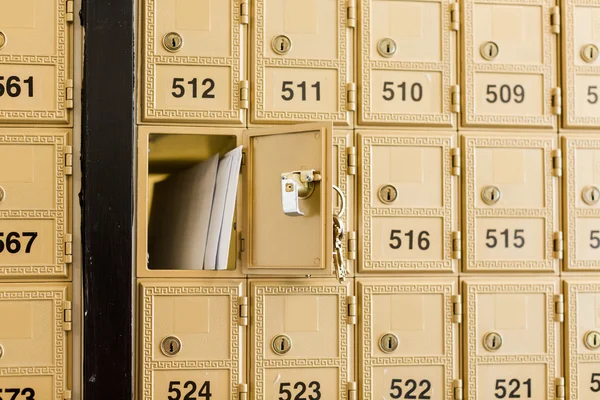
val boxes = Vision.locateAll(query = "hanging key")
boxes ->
[333,215,347,283]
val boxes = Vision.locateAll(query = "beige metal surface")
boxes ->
[0,282,71,400]
[562,134,600,271]
[462,277,561,400]
[357,277,458,399]
[140,0,246,125]
[138,280,246,400]
[0,129,71,279]
[0,0,73,125]
[242,123,334,274]
[564,278,600,400]
[357,0,458,127]
[461,132,560,272]
[358,131,458,273]
[561,0,600,129]
[249,279,354,400]
[249,0,354,126]
[460,0,558,129]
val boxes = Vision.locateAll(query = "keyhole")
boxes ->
[280,40,285,51]
[595,335,598,346]
[280,339,285,351]
[172,38,177,48]
[490,45,493,57]
[387,190,391,201]
[388,337,393,349]
[492,336,497,348]
[169,342,174,353]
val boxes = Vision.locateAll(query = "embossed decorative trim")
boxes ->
[464,136,556,271]
[251,0,350,124]
[564,138,600,270]
[358,0,455,126]
[141,284,242,400]
[0,0,69,123]
[0,134,68,277]
[0,286,68,400]
[251,283,350,400]
[359,282,455,399]
[464,282,558,400]
[462,0,556,127]
[359,134,455,271]
[142,0,243,123]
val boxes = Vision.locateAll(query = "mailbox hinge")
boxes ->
[555,377,565,399]
[554,294,564,323]
[452,231,462,259]
[451,85,460,113]
[63,300,72,331]
[347,146,357,176]
[452,295,462,323]
[450,2,460,31]
[551,87,562,115]
[553,231,564,260]
[347,83,357,111]
[66,79,74,109]
[451,147,461,176]
[239,383,248,400]
[347,382,357,400]
[552,149,562,177]
[347,231,357,260]
[66,0,75,22]
[347,296,357,325]
[239,80,249,109]
[453,380,463,400]
[240,0,249,25]
[347,0,356,28]
[65,145,73,176]
[65,233,73,264]
[550,6,560,34]
[239,296,248,326]
[63,390,72,400]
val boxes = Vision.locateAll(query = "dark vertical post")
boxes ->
[82,0,134,398]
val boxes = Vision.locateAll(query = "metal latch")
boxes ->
[281,170,321,217]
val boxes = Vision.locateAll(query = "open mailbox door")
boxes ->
[242,123,334,275]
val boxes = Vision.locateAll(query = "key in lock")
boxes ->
[272,334,292,355]
[160,336,182,356]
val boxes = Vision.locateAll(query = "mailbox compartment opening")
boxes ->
[145,133,239,271]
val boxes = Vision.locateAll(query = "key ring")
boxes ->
[333,185,345,218]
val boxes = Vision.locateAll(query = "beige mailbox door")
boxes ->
[141,0,246,125]
[250,0,353,126]
[357,278,458,400]
[0,130,71,279]
[249,280,354,400]
[242,123,335,276]
[462,133,559,273]
[563,135,600,271]
[561,0,600,129]
[463,277,561,400]
[358,0,457,127]
[139,280,246,400]
[565,279,600,400]
[0,0,72,125]
[334,131,355,276]
[461,0,558,128]
[0,283,71,400]
[358,131,458,273]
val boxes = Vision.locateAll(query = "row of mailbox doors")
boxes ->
[131,277,593,400]
[3,0,600,129]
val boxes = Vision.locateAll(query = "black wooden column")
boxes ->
[82,0,135,398]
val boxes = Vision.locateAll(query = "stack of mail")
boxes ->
[148,146,243,270]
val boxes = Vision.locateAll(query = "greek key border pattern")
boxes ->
[565,138,600,269]
[465,282,557,400]
[359,283,455,399]
[252,284,350,400]
[463,0,555,126]
[359,135,454,271]
[141,284,241,400]
[0,287,67,400]
[143,0,243,122]
[567,282,600,400]
[464,136,556,270]
[251,0,349,123]
[359,0,454,125]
